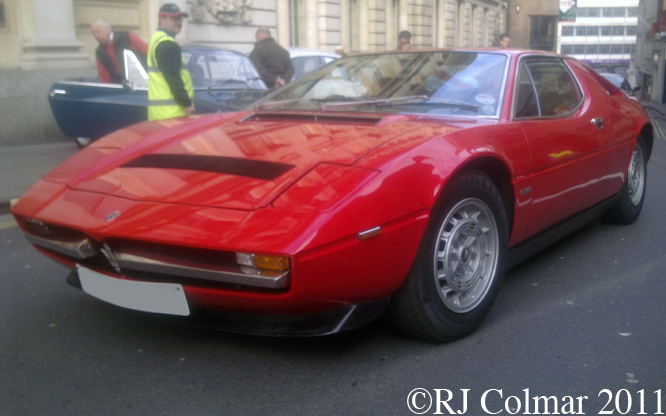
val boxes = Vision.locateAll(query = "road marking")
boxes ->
[0,220,18,230]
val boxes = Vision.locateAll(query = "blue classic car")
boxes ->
[49,46,268,147]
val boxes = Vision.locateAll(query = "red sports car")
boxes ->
[12,49,652,342]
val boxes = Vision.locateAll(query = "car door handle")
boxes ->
[591,118,604,130]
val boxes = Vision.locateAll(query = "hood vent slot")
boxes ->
[243,112,382,125]
[122,154,295,181]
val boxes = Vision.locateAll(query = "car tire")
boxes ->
[602,137,647,225]
[386,170,508,342]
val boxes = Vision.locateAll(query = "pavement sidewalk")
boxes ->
[0,141,79,215]
[641,101,666,118]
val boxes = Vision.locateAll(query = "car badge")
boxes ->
[105,210,121,222]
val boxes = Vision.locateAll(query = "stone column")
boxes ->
[19,0,89,70]
[305,0,319,49]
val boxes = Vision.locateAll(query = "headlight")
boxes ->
[236,252,290,271]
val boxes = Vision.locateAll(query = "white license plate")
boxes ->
[77,264,190,316]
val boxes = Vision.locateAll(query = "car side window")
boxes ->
[514,63,539,118]
[124,50,148,89]
[528,60,582,117]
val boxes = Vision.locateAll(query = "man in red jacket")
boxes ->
[91,19,148,83]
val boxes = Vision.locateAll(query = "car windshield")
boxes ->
[183,50,261,88]
[258,51,508,117]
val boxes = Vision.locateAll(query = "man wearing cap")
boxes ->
[91,19,148,84]
[147,3,194,121]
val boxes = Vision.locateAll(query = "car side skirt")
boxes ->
[507,193,620,269]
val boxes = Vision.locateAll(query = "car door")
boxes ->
[514,57,608,238]
[48,50,148,142]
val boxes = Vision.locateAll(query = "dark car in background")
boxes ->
[49,46,267,147]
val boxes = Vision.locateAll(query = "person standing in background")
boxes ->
[147,3,194,121]
[249,27,295,89]
[397,31,412,50]
[91,19,148,83]
[498,34,511,49]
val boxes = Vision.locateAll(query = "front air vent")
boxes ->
[243,112,382,125]
[122,154,295,181]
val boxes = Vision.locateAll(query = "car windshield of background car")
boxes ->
[184,52,259,88]
[261,51,508,117]
[124,50,148,89]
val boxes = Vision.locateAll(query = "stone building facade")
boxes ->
[0,0,507,146]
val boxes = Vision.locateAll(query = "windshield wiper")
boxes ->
[254,98,306,112]
[209,77,262,92]
[320,95,429,111]
[255,95,481,113]
[375,97,479,112]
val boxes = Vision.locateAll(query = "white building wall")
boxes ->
[557,0,638,84]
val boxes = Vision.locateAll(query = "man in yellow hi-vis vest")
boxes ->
[147,3,194,121]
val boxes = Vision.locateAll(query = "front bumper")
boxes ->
[66,268,389,336]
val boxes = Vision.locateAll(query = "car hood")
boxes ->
[67,112,465,210]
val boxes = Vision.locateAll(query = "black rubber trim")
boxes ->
[183,298,390,337]
[507,194,620,269]
[122,154,295,181]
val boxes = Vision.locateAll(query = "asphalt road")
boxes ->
[1,136,665,416]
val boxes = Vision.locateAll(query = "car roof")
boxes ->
[341,47,567,60]
[288,47,340,59]
[182,45,247,57]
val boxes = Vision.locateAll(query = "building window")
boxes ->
[562,26,574,36]
[626,44,635,54]
[587,26,599,36]
[587,8,600,17]
[626,25,637,36]
[611,44,624,54]
[612,26,624,36]
[575,26,586,36]
[613,8,625,17]
[573,44,585,54]
[627,7,638,17]
[288,0,303,47]
[598,44,610,54]
[561,45,573,54]
[586,44,599,54]
[577,8,588,18]
[602,8,613,17]
[530,16,556,51]
[601,26,612,36]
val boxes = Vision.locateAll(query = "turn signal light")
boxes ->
[236,252,290,271]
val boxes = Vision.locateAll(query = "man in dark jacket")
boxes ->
[91,19,148,83]
[249,27,294,89]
